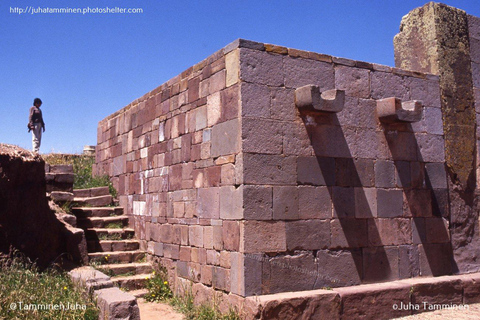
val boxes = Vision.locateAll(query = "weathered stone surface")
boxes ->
[242,118,283,154]
[95,287,140,320]
[298,186,332,219]
[316,249,362,287]
[334,282,411,319]
[286,220,329,250]
[262,252,318,294]
[243,185,273,220]
[246,289,340,320]
[239,48,284,86]
[50,191,74,202]
[377,189,404,218]
[335,66,370,99]
[273,186,299,220]
[211,119,240,157]
[243,153,296,185]
[284,56,335,90]
[241,221,286,253]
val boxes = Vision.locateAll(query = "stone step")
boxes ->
[74,195,113,207]
[88,250,145,264]
[129,289,148,298]
[96,262,153,276]
[72,207,123,218]
[85,228,135,241]
[112,273,152,291]
[87,240,140,252]
[74,186,110,198]
[78,216,129,229]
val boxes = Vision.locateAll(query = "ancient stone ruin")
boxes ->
[88,1,479,318]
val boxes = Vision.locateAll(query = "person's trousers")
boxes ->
[32,123,42,153]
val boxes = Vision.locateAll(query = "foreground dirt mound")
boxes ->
[0,144,86,267]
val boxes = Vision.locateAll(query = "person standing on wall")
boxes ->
[28,98,45,153]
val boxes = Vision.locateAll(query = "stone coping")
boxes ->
[101,38,438,123]
[244,272,480,320]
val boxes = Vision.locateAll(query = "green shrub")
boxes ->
[144,266,173,302]
[0,255,98,320]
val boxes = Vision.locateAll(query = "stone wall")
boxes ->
[95,2,480,299]
[0,144,87,267]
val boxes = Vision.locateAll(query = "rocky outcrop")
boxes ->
[0,144,87,268]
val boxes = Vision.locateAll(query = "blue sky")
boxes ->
[1,0,479,154]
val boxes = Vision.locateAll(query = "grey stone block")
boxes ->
[297,156,335,186]
[425,163,448,189]
[377,189,403,218]
[375,160,395,188]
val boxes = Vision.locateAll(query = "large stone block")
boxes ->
[330,219,368,248]
[240,82,270,118]
[239,48,284,86]
[316,249,362,288]
[370,71,409,100]
[424,162,448,189]
[355,187,377,218]
[334,282,411,319]
[230,252,263,296]
[243,153,296,185]
[368,218,411,246]
[335,66,370,99]
[374,160,395,188]
[242,118,283,154]
[95,287,140,320]
[262,252,317,294]
[286,220,330,250]
[363,246,400,282]
[377,189,404,218]
[270,87,296,121]
[219,186,243,220]
[223,221,240,251]
[189,225,204,248]
[335,158,375,187]
[284,56,335,91]
[416,134,445,163]
[211,119,240,157]
[273,186,299,220]
[418,243,453,276]
[337,97,378,129]
[243,185,273,220]
[246,289,341,320]
[298,186,332,219]
[297,156,335,186]
[332,187,355,218]
[197,187,220,219]
[241,221,286,253]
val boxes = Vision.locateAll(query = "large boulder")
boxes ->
[0,144,87,267]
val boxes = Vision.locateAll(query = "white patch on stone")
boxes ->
[133,201,146,216]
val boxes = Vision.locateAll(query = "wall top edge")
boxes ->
[100,37,438,123]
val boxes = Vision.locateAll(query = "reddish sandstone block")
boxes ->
[179,246,191,262]
[408,276,463,310]
[196,187,220,219]
[332,187,355,218]
[223,221,240,251]
[403,189,432,217]
[460,273,480,303]
[209,70,226,93]
[211,119,241,157]
[418,243,453,276]
[188,77,200,103]
[377,189,404,218]
[189,225,204,248]
[334,282,411,319]
[220,163,236,185]
[416,134,445,163]
[247,289,341,320]
[370,71,409,100]
[242,221,286,253]
[283,121,314,157]
[375,160,396,188]
[201,265,213,286]
[368,218,411,246]
[219,186,243,220]
[205,166,221,187]
[220,84,240,121]
[355,188,377,218]
[425,218,450,243]
[335,158,375,187]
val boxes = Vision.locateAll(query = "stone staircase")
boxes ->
[72,186,152,298]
